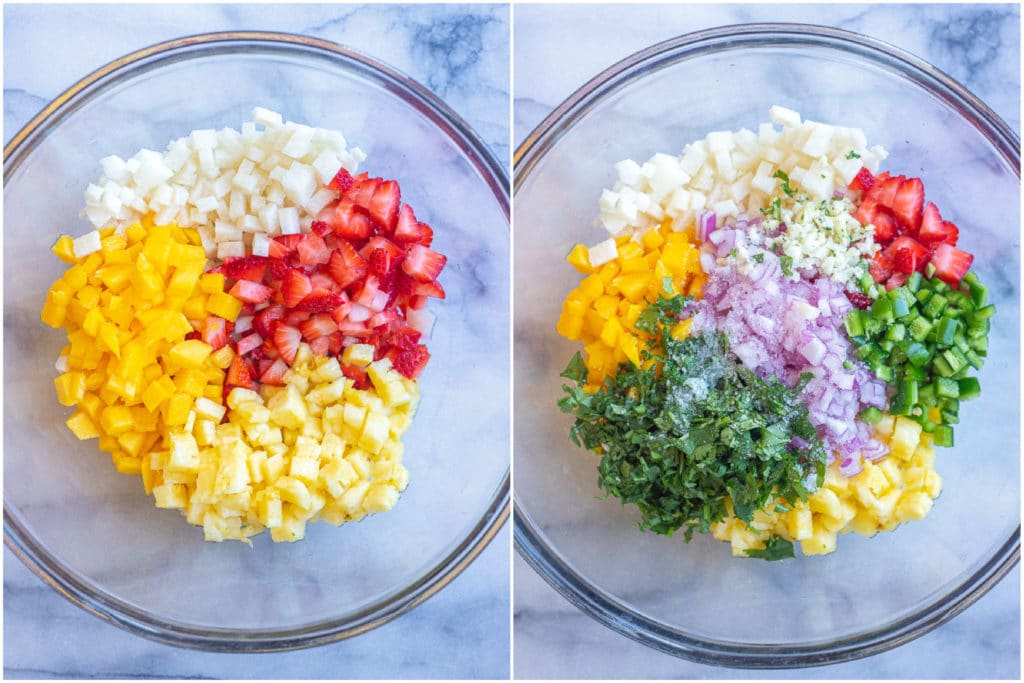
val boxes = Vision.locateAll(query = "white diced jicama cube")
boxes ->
[217,240,246,259]
[712,199,738,217]
[152,183,173,207]
[228,191,246,220]
[132,149,173,191]
[712,150,736,182]
[614,159,643,186]
[600,213,628,236]
[214,220,243,242]
[83,206,112,227]
[55,354,70,373]
[241,214,262,232]
[278,206,300,235]
[190,129,218,150]
[258,203,279,233]
[280,162,317,205]
[311,149,342,185]
[242,144,267,163]
[163,140,192,172]
[587,238,618,267]
[125,157,141,174]
[197,147,218,178]
[751,160,777,194]
[252,106,283,129]
[801,122,835,157]
[252,232,271,257]
[72,230,102,258]
[233,172,259,194]
[598,189,619,212]
[678,144,708,175]
[282,124,315,159]
[706,130,734,152]
[84,182,104,204]
[647,153,690,201]
[304,188,336,216]
[101,186,123,215]
[100,155,128,182]
[770,105,801,128]
[666,187,691,213]
[194,196,219,213]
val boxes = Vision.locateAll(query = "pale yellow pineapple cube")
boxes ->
[267,384,308,429]
[341,343,375,367]
[166,431,200,472]
[362,484,400,513]
[152,483,189,509]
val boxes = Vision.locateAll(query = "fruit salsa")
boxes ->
[557,106,993,559]
[42,108,447,543]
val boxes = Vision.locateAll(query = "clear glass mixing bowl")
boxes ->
[513,23,1019,668]
[4,31,509,651]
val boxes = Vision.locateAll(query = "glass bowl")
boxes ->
[513,23,1019,668]
[4,31,509,651]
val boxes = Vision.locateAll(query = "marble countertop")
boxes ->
[3,3,509,679]
[513,3,1020,679]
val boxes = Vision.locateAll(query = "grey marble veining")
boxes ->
[3,3,510,679]
[513,3,1020,679]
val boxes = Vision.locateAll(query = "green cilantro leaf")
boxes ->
[744,536,796,561]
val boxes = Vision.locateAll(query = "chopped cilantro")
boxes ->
[752,252,765,263]
[634,292,691,335]
[845,150,861,159]
[558,305,826,544]
[744,536,795,561]
[772,170,795,197]
[779,254,794,276]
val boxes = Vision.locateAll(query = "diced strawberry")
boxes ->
[847,167,876,194]
[341,363,371,390]
[309,335,331,357]
[296,233,331,267]
[273,324,302,364]
[282,269,313,308]
[297,293,345,313]
[235,332,263,357]
[412,279,446,299]
[393,344,431,380]
[886,272,908,290]
[228,279,274,304]
[844,291,872,310]
[401,244,447,283]
[253,304,285,339]
[335,317,372,337]
[259,359,289,386]
[328,199,377,240]
[369,248,391,276]
[311,220,332,237]
[917,202,945,243]
[368,179,401,231]
[930,243,974,285]
[885,236,930,274]
[393,204,435,246]
[299,313,337,341]
[370,308,400,330]
[330,295,354,324]
[347,174,380,209]
[284,309,311,327]
[327,241,368,289]
[202,316,229,350]
[327,168,355,193]
[260,338,280,360]
[384,326,422,352]
[891,177,925,233]
[226,355,254,389]
[865,204,899,245]
[213,256,265,283]
[866,174,904,206]
[940,221,959,246]
[266,257,290,281]
[408,295,429,310]
[326,332,344,355]
[868,252,894,283]
[268,234,304,259]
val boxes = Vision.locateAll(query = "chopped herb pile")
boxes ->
[558,303,827,548]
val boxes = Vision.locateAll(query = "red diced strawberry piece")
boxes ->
[202,316,229,350]
[368,179,401,231]
[226,355,254,389]
[369,248,390,276]
[885,236,930,274]
[870,208,899,245]
[866,174,904,206]
[408,295,429,310]
[917,202,945,243]
[401,244,447,283]
[309,335,331,357]
[412,279,446,299]
[341,363,371,390]
[886,272,908,290]
[253,304,285,339]
[268,234,304,259]
[844,291,872,310]
[327,332,343,355]
[273,324,302,364]
[228,279,274,304]
[868,252,894,283]
[329,295,354,324]
[329,199,377,240]
[284,309,311,327]
[249,344,267,361]
[360,235,404,261]
[893,248,914,274]
[260,338,280,360]
[940,221,959,246]
[354,274,385,310]
[393,344,431,380]
[327,168,355,193]
[311,220,332,237]
[929,243,974,285]
[259,359,289,386]
[297,293,345,313]
[393,204,435,247]
[891,177,925,233]
[348,174,380,209]
[335,318,372,337]
[385,326,422,352]
[847,167,876,194]
[370,308,400,330]
[299,314,337,341]
[327,241,368,289]
[296,233,331,266]
[266,257,290,281]
[215,255,268,281]
[235,332,263,357]
[282,269,313,308]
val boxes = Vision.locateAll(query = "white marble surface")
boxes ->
[513,3,1020,679]
[4,3,510,679]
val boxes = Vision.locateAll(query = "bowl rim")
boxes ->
[3,29,510,653]
[513,22,1020,669]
